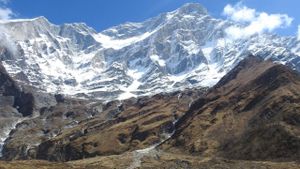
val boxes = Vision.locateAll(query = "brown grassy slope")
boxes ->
[34,89,204,162]
[2,56,300,168]
[164,56,300,161]
[1,155,300,169]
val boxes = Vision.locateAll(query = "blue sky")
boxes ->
[1,0,299,36]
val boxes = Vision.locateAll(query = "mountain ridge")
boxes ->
[0,3,300,102]
[1,55,300,168]
[163,55,300,161]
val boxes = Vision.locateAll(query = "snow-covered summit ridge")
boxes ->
[0,3,300,101]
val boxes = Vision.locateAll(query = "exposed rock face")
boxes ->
[164,55,300,161]
[3,55,300,165]
[0,57,34,117]
[1,3,300,101]
[1,3,300,168]
[2,88,205,161]
[1,97,95,160]
[1,55,300,168]
[0,56,36,158]
[0,59,32,119]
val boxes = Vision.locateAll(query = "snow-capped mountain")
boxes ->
[0,3,300,100]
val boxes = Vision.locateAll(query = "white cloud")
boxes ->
[0,0,14,20]
[0,0,17,54]
[0,7,13,20]
[223,3,293,40]
[223,4,255,22]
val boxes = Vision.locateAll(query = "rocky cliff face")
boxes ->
[164,55,300,161]
[2,55,300,168]
[1,3,300,101]
[0,50,34,117]
[2,87,205,161]
[0,52,35,157]
[1,3,300,168]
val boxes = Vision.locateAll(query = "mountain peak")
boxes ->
[0,16,50,24]
[214,55,272,89]
[33,16,48,21]
[177,3,208,15]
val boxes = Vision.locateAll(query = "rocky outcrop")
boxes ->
[2,54,300,168]
[2,88,205,161]
[0,50,34,117]
[0,58,36,159]
[1,97,94,160]
[37,89,203,162]
[1,3,300,101]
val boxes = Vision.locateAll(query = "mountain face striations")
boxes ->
[1,3,300,101]
[0,3,300,169]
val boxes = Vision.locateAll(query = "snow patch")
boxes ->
[200,63,225,87]
[95,31,154,50]
[168,73,187,84]
[202,46,213,59]
[166,11,177,20]
[118,69,144,100]
[150,55,166,67]
[182,40,200,54]
[183,15,196,19]
[0,17,46,24]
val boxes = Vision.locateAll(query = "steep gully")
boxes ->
[126,96,193,169]
[0,118,27,157]
[0,64,35,157]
